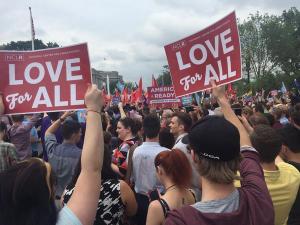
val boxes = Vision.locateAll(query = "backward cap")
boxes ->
[187,116,240,161]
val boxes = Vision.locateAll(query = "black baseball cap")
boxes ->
[182,116,240,161]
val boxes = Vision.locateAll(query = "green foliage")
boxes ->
[264,7,300,75]
[239,12,278,79]
[237,7,300,94]
[124,82,135,90]
[157,65,172,86]
[0,39,59,51]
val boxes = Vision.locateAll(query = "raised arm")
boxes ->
[67,85,104,225]
[118,102,127,118]
[211,80,252,147]
[45,111,73,136]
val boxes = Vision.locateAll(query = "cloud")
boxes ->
[0,0,299,87]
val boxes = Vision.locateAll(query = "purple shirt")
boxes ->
[165,149,274,225]
[8,114,41,160]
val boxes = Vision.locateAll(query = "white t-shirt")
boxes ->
[56,206,82,225]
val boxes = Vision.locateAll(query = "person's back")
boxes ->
[165,82,274,225]
[264,162,300,225]
[64,178,123,224]
[0,122,18,172]
[133,143,168,193]
[45,116,82,198]
[278,121,300,225]
[63,145,137,225]
[251,125,300,225]
[8,114,40,160]
[132,114,168,225]
[170,112,201,200]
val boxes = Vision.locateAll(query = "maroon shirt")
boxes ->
[165,150,274,225]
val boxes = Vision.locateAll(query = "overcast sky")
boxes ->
[1,0,299,87]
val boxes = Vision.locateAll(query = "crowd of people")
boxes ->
[0,81,300,225]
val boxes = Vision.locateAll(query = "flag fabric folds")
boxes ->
[152,75,158,87]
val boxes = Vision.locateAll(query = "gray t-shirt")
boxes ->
[192,189,239,213]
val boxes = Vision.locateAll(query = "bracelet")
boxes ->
[87,109,101,115]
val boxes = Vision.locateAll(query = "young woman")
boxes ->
[0,85,105,225]
[63,145,137,225]
[112,117,139,177]
[146,149,196,225]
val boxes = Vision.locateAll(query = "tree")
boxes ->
[157,65,172,86]
[239,12,279,79]
[124,82,135,90]
[264,7,300,76]
[0,39,59,50]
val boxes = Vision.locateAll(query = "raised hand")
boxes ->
[85,84,103,112]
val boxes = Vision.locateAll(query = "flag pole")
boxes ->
[106,75,110,96]
[29,7,35,50]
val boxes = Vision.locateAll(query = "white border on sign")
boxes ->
[0,43,93,115]
[164,11,243,98]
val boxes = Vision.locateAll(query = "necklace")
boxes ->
[165,184,176,193]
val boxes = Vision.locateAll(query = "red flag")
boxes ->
[131,90,137,103]
[122,87,128,104]
[152,75,158,87]
[136,77,143,102]
[227,83,236,95]
[115,88,120,97]
[227,83,236,100]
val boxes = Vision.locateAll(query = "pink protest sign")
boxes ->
[0,43,91,114]
[164,12,242,97]
[147,86,181,108]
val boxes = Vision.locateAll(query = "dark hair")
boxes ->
[242,106,253,117]
[134,119,142,136]
[250,125,282,163]
[159,128,175,149]
[47,112,60,121]
[172,112,193,132]
[0,158,57,225]
[291,103,300,126]
[0,121,10,142]
[264,113,275,127]
[202,108,209,116]
[155,149,192,188]
[101,113,108,131]
[119,117,138,136]
[67,145,117,189]
[278,124,300,153]
[11,115,24,123]
[143,114,160,139]
[103,131,112,145]
[0,121,7,133]
[61,120,81,140]
[249,114,270,127]
[112,105,120,114]
[142,106,150,117]
[255,103,265,114]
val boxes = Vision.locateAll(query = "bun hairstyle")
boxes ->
[155,149,192,188]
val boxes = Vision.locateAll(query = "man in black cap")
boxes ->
[165,81,274,225]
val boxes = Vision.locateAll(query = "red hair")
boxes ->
[154,149,192,188]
